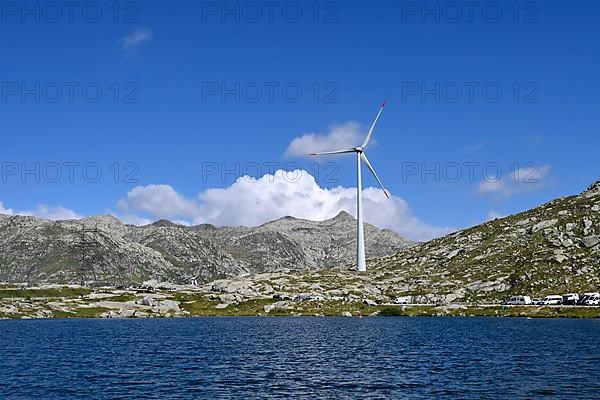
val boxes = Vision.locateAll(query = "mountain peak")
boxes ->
[149,219,181,228]
[332,210,354,222]
[279,215,299,221]
[192,223,217,231]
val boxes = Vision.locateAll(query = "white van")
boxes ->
[542,295,563,305]
[562,293,579,305]
[394,296,411,305]
[506,295,532,305]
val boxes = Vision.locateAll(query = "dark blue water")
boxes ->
[1,317,599,399]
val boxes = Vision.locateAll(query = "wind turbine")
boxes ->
[310,101,389,272]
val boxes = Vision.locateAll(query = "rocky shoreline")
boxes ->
[2,283,599,320]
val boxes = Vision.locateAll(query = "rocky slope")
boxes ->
[368,179,600,302]
[0,212,413,286]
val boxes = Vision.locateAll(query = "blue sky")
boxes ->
[1,1,599,240]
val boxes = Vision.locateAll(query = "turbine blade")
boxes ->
[361,153,389,198]
[361,100,387,148]
[309,148,356,156]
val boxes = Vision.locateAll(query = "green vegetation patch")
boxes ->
[52,307,110,318]
[179,297,278,316]
[0,287,91,299]
[102,293,137,302]
[177,295,387,317]
[379,306,439,316]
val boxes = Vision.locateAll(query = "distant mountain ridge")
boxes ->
[0,211,414,286]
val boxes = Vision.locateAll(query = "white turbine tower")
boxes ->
[310,101,389,272]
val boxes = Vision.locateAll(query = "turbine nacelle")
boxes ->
[309,101,390,199]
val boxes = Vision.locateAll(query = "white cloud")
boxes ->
[26,205,82,220]
[121,28,153,54]
[0,202,81,220]
[0,202,14,215]
[285,122,364,157]
[117,184,200,219]
[118,170,452,241]
[477,165,551,198]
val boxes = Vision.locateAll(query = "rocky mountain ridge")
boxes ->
[0,211,413,286]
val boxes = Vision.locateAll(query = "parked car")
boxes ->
[562,293,580,305]
[506,295,532,305]
[579,293,600,305]
[394,296,411,305]
[531,298,543,305]
[584,294,600,306]
[542,295,563,305]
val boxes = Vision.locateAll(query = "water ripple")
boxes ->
[0,317,599,399]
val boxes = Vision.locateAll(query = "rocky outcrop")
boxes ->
[263,301,290,313]
[584,180,600,198]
